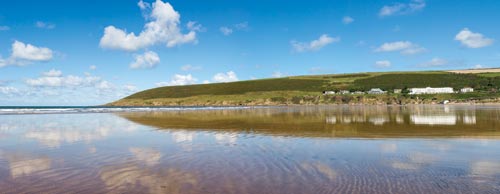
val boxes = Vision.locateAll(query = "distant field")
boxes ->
[110,69,500,106]
[448,68,500,74]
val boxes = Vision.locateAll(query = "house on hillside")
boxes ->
[460,87,474,93]
[368,88,386,94]
[322,91,336,95]
[409,87,454,95]
[394,89,402,94]
[339,90,350,95]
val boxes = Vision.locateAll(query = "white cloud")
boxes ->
[219,22,249,36]
[156,74,198,86]
[417,57,448,67]
[42,69,63,77]
[0,86,19,95]
[472,64,484,69]
[130,51,160,69]
[0,41,53,67]
[180,64,202,71]
[342,16,354,24]
[271,71,287,78]
[137,0,150,10]
[26,69,103,88]
[35,21,55,29]
[219,26,233,35]
[0,26,9,31]
[187,21,205,32]
[375,41,425,55]
[99,0,197,51]
[96,80,113,90]
[11,41,53,61]
[213,71,239,83]
[379,0,426,17]
[1,71,135,105]
[123,84,138,92]
[89,65,97,70]
[291,34,340,52]
[455,28,494,48]
[375,60,392,68]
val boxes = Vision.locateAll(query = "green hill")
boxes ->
[109,70,500,106]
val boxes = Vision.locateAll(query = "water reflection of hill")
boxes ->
[117,105,500,139]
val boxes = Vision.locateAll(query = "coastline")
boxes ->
[107,95,500,106]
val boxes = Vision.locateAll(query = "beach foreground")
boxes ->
[0,105,499,193]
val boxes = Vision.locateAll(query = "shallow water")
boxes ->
[0,105,499,193]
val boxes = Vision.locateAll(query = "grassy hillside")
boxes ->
[109,70,500,106]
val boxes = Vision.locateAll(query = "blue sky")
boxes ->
[0,0,499,105]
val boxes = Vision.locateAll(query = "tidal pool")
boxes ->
[0,105,499,193]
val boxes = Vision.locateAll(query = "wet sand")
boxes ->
[0,105,499,193]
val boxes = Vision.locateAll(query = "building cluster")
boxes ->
[322,88,387,95]
[408,87,454,95]
[322,87,474,95]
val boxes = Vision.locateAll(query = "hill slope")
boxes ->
[109,69,500,106]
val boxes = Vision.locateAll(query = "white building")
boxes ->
[322,91,335,95]
[460,87,474,93]
[339,90,350,94]
[368,88,386,94]
[409,87,454,95]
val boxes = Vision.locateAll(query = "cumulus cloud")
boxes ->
[213,71,239,83]
[291,34,340,52]
[180,64,202,71]
[99,0,197,51]
[375,60,392,68]
[156,74,198,86]
[219,22,248,36]
[11,41,53,61]
[35,21,55,29]
[455,28,494,48]
[417,58,448,67]
[0,41,53,67]
[342,16,354,24]
[379,0,426,17]
[130,51,160,69]
[375,41,426,55]
[0,26,9,31]
[26,69,104,88]
[1,70,136,105]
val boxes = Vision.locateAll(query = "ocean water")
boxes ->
[0,105,499,193]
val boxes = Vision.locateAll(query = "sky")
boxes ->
[0,0,499,105]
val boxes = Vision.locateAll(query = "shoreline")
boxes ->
[107,97,500,107]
